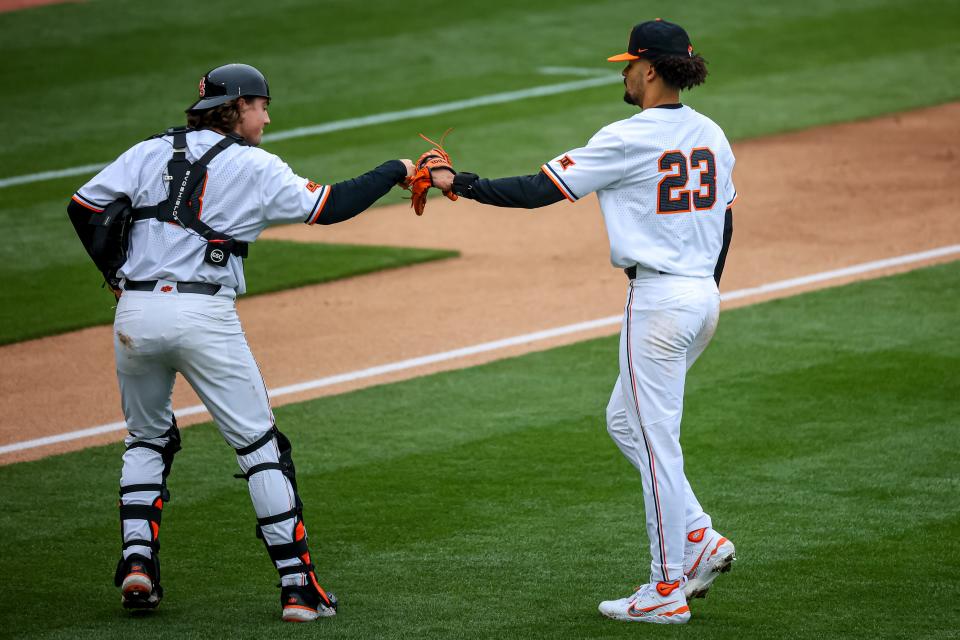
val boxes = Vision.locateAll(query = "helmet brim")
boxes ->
[185,95,235,113]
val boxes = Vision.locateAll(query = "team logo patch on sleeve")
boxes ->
[305,180,321,193]
[558,155,576,170]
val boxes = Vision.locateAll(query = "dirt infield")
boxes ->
[0,0,79,13]
[2,102,958,464]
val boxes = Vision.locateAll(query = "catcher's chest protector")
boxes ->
[129,127,250,267]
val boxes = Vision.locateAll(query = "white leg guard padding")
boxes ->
[119,438,167,560]
[237,439,308,587]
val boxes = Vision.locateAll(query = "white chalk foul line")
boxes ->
[263,75,621,143]
[0,162,112,190]
[537,66,613,77]
[0,75,621,190]
[719,244,960,301]
[2,243,957,456]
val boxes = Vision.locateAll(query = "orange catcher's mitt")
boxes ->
[403,130,458,215]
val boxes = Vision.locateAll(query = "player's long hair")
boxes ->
[652,53,709,90]
[186,98,244,133]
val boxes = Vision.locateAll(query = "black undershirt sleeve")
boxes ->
[713,208,733,285]
[452,171,564,209]
[315,160,408,225]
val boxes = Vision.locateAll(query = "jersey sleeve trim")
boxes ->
[540,163,578,202]
[304,185,332,225]
[725,190,738,207]
[71,192,105,213]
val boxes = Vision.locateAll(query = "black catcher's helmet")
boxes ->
[186,63,270,112]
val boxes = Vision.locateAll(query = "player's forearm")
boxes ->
[451,171,564,209]
[315,160,408,225]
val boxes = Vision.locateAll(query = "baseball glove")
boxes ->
[403,130,458,216]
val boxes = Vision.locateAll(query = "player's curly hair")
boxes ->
[652,53,709,90]
[186,98,243,132]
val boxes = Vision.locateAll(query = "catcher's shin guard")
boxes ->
[235,426,336,614]
[114,419,181,608]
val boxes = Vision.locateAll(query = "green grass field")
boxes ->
[3,1,960,637]
[2,262,958,639]
[2,0,959,343]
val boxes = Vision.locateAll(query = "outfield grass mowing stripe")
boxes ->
[0,74,621,190]
[4,243,957,458]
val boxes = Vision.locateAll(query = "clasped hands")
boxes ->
[398,131,458,215]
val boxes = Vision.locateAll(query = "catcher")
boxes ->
[67,63,430,623]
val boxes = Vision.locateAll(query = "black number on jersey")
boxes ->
[690,148,716,210]
[656,148,717,214]
[657,151,690,213]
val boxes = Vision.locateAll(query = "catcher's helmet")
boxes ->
[186,63,270,112]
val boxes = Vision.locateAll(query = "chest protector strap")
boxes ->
[131,127,249,267]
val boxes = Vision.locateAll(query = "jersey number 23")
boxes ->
[656,148,716,214]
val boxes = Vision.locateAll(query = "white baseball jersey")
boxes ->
[541,105,736,277]
[71,129,332,294]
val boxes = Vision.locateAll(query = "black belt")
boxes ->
[624,266,666,279]
[124,280,222,296]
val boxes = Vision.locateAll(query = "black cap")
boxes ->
[186,63,270,112]
[607,19,692,62]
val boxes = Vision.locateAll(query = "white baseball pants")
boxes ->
[606,270,720,584]
[114,285,306,586]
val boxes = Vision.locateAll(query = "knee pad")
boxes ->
[122,418,182,501]
[234,425,299,497]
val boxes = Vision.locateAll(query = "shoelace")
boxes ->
[629,584,653,602]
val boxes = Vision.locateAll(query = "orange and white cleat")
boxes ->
[683,527,736,599]
[280,582,338,622]
[117,555,163,610]
[598,579,691,624]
